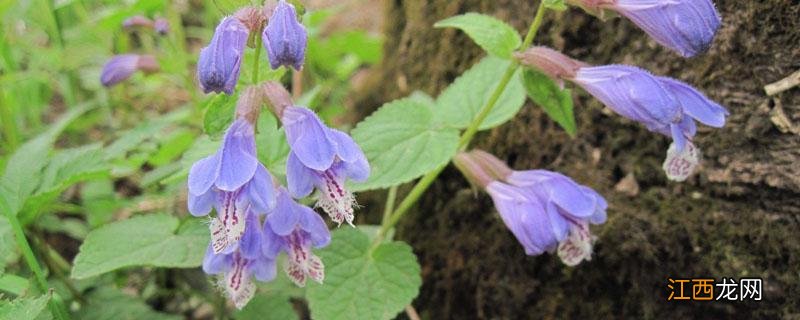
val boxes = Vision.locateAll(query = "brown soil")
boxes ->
[351,0,800,318]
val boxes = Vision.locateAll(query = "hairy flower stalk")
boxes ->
[188,87,277,254]
[455,150,607,266]
[516,46,728,181]
[262,188,330,286]
[566,0,721,57]
[197,16,250,94]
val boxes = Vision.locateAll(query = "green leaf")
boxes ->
[159,136,220,186]
[75,287,180,320]
[306,229,421,320]
[434,56,526,130]
[0,104,94,216]
[0,216,18,272]
[0,273,29,296]
[434,13,521,59]
[255,112,290,177]
[147,129,196,167]
[71,214,208,279]
[351,98,460,191]
[543,0,568,11]
[0,294,50,320]
[521,69,577,136]
[203,94,236,139]
[234,293,298,320]
[210,0,257,15]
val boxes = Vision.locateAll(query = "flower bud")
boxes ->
[453,152,496,188]
[197,17,250,95]
[263,0,307,70]
[100,54,160,87]
[154,18,170,35]
[514,46,588,82]
[122,15,153,29]
[234,6,267,35]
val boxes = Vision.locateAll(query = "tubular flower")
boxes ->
[203,211,277,309]
[262,0,307,70]
[567,0,721,57]
[188,119,277,254]
[100,54,159,87]
[516,47,728,181]
[455,151,607,266]
[262,188,331,287]
[197,16,249,94]
[282,106,370,226]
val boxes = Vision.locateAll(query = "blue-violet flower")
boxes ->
[197,16,249,94]
[263,0,307,70]
[282,106,369,226]
[101,54,159,87]
[262,188,331,286]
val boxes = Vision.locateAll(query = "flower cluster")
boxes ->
[197,1,308,95]
[516,45,727,181]
[455,150,607,266]
[187,1,369,309]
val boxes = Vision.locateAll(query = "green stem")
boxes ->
[381,186,398,227]
[251,32,264,84]
[374,2,548,242]
[2,210,69,319]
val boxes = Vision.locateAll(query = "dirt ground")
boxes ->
[345,0,800,318]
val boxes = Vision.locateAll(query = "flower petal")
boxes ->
[202,245,230,275]
[261,225,285,259]
[245,164,277,214]
[267,189,301,236]
[658,77,728,128]
[187,189,216,217]
[299,206,331,248]
[282,107,336,171]
[239,211,263,260]
[251,255,278,282]
[216,120,259,191]
[286,152,316,198]
[188,153,220,196]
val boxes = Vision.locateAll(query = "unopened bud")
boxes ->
[154,18,170,35]
[235,6,267,46]
[123,15,154,29]
[514,46,588,82]
[262,81,293,118]
[236,86,264,125]
[136,55,160,74]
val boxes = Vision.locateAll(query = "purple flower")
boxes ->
[568,0,721,57]
[101,54,150,87]
[203,211,277,309]
[263,0,307,70]
[154,18,170,35]
[572,65,728,154]
[281,106,370,226]
[122,15,153,29]
[262,188,330,287]
[488,170,607,266]
[197,16,249,94]
[188,119,277,254]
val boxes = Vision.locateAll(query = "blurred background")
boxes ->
[1,0,798,319]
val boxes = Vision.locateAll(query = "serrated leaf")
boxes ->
[75,287,181,320]
[203,94,236,139]
[434,56,526,130]
[521,69,577,136]
[234,293,298,320]
[351,98,460,191]
[71,214,208,279]
[434,13,521,59]
[543,0,568,11]
[306,229,421,320]
[0,294,50,320]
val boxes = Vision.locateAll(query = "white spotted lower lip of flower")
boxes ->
[262,188,331,287]
[663,140,700,182]
[188,119,277,253]
[282,106,370,226]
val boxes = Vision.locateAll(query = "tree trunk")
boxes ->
[353,0,800,318]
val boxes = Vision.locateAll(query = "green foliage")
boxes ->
[203,94,237,139]
[75,287,180,320]
[543,0,569,11]
[234,293,298,320]
[435,56,527,130]
[434,13,522,59]
[351,97,460,191]
[306,229,421,320]
[0,294,50,320]
[521,69,577,136]
[71,214,208,279]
